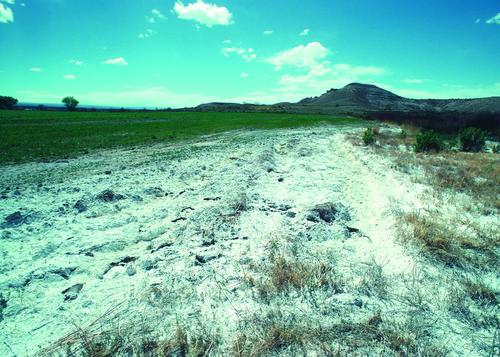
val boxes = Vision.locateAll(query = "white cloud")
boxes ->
[64,74,76,80]
[475,18,481,24]
[30,67,43,72]
[222,47,257,62]
[138,29,154,38]
[223,39,231,44]
[299,28,310,36]
[486,13,500,24]
[105,57,128,66]
[240,72,250,78]
[0,3,13,23]
[268,42,328,70]
[402,79,424,84]
[151,9,165,20]
[173,0,233,27]
[70,59,84,66]
[263,30,273,36]
[1,0,15,4]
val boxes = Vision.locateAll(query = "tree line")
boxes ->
[0,95,79,110]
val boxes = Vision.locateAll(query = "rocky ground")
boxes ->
[0,125,497,356]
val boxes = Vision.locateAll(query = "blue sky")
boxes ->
[0,0,499,107]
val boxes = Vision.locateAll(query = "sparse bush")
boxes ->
[399,129,407,139]
[362,128,376,145]
[458,127,486,152]
[493,144,500,154]
[414,131,444,153]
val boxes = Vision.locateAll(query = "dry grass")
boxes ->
[243,240,343,300]
[396,209,498,269]
[417,152,500,210]
[232,311,446,357]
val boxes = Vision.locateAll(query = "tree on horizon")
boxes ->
[62,96,79,111]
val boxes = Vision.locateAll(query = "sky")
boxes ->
[0,0,499,108]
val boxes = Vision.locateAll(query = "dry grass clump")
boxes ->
[232,311,446,357]
[358,260,389,299]
[447,283,499,329]
[244,240,343,300]
[418,152,500,210]
[396,209,498,269]
[246,253,343,300]
[45,324,217,357]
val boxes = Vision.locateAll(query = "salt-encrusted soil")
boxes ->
[0,126,497,356]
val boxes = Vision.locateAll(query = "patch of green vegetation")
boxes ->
[0,110,363,165]
[458,127,487,152]
[414,130,445,153]
[362,128,376,145]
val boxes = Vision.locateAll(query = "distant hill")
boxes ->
[295,83,500,113]
[195,83,500,131]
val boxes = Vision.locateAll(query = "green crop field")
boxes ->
[0,110,364,165]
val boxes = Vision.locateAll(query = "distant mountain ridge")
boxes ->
[195,83,500,131]
[295,83,500,112]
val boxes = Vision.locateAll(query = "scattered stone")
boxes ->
[104,170,112,175]
[0,293,7,322]
[144,187,165,197]
[307,202,350,223]
[49,267,77,280]
[74,200,87,213]
[203,197,221,201]
[287,211,297,218]
[201,237,216,247]
[84,252,94,257]
[62,284,84,301]
[347,226,360,233]
[103,256,137,275]
[96,190,125,202]
[353,298,363,308]
[278,177,284,182]
[126,265,137,276]
[150,241,173,253]
[3,211,25,228]
[142,259,156,271]
[195,252,220,265]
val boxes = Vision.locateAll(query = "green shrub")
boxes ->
[493,144,500,154]
[415,131,444,153]
[399,129,407,139]
[362,128,376,145]
[459,127,486,152]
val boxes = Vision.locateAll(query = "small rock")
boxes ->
[62,283,84,301]
[201,237,216,247]
[96,190,125,202]
[74,200,87,213]
[287,211,296,218]
[144,187,164,197]
[104,170,112,175]
[195,252,219,265]
[142,259,156,271]
[353,298,363,308]
[307,202,350,223]
[347,226,360,233]
[0,293,7,322]
[3,211,25,228]
[126,265,137,276]
[278,177,284,182]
